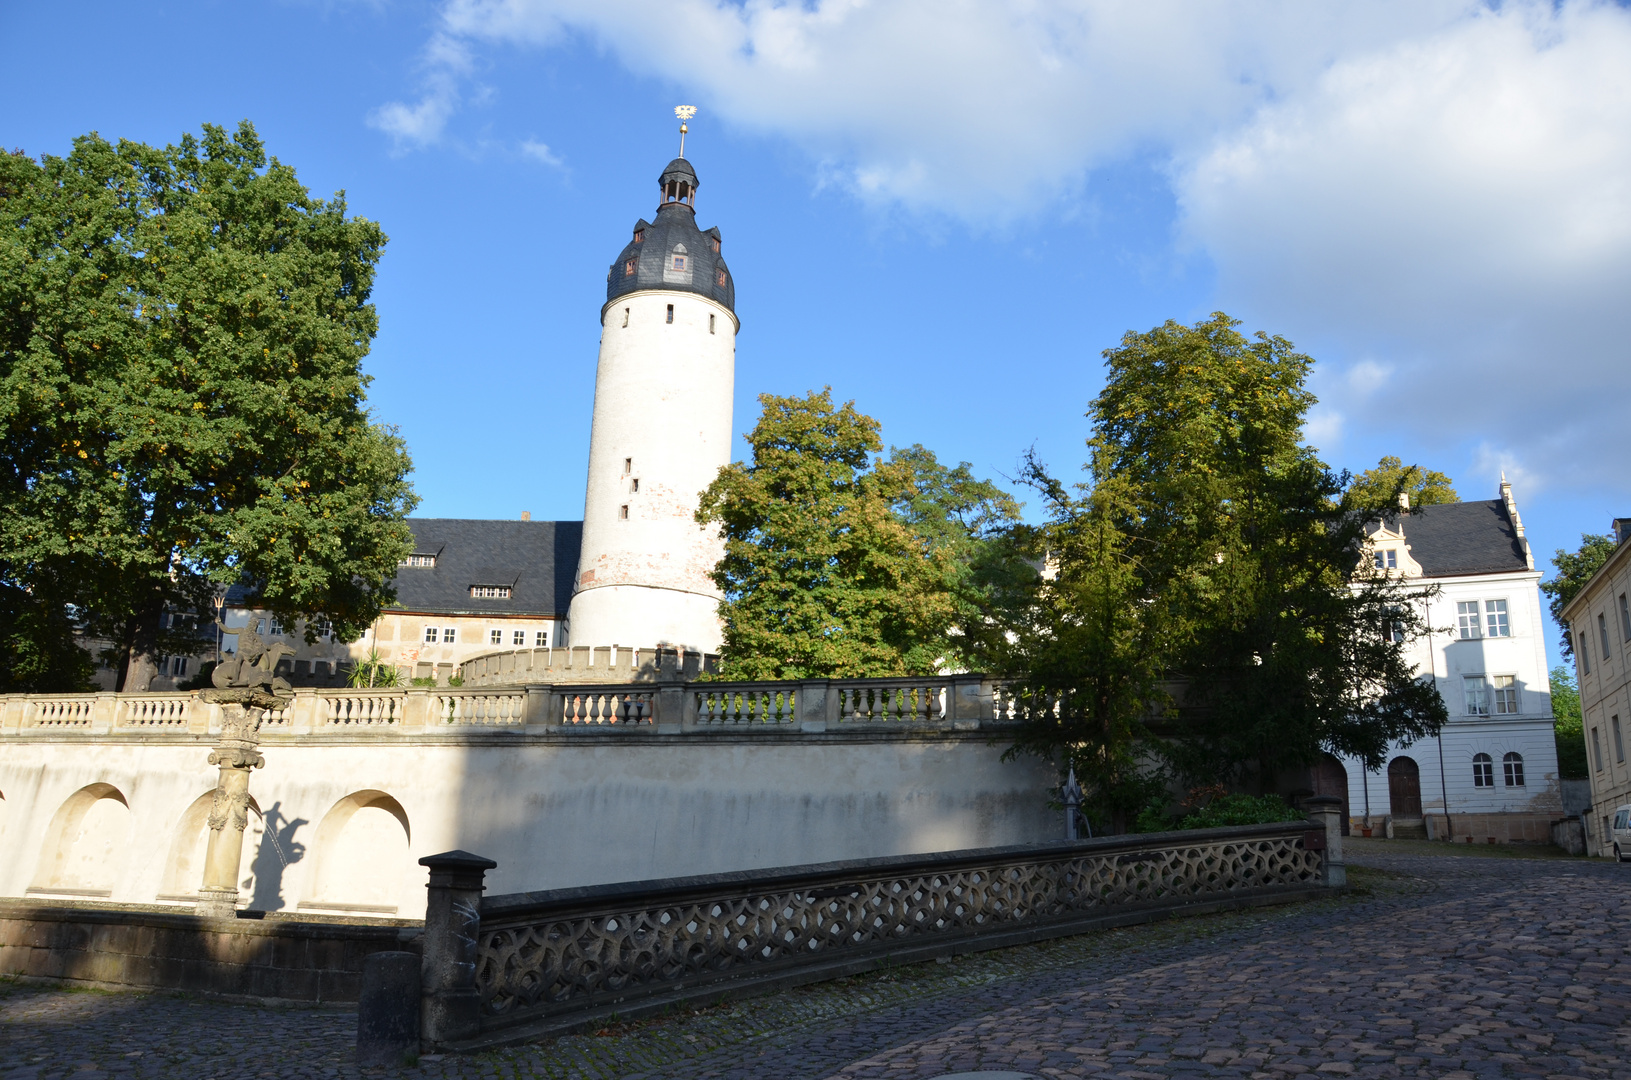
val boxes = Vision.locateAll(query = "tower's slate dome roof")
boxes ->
[604,157,735,319]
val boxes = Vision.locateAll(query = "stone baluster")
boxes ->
[419,850,497,1047]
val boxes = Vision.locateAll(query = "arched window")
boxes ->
[1503,752,1525,787]
[1472,753,1494,788]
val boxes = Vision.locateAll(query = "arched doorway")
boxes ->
[1312,754,1351,835]
[1388,756,1423,819]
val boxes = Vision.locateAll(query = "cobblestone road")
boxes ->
[3,844,1628,1080]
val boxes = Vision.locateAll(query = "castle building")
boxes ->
[1557,516,1631,856]
[566,154,736,655]
[1317,480,1563,841]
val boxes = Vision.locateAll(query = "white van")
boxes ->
[1611,805,1631,860]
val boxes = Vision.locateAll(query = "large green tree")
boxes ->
[697,390,966,679]
[0,123,416,690]
[1005,314,1446,803]
[1347,455,1458,512]
[1540,534,1617,659]
[1550,666,1589,779]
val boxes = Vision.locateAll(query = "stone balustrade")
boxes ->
[0,674,1006,739]
[416,820,1330,1048]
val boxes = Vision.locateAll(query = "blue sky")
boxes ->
[6,0,1630,668]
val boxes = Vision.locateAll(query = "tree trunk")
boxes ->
[121,596,166,692]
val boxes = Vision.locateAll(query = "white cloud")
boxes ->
[519,139,563,167]
[1177,1,1631,492]
[376,0,1631,493]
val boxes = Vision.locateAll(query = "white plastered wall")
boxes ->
[567,291,736,653]
[0,735,1056,919]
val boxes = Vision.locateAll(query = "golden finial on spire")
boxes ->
[675,105,697,157]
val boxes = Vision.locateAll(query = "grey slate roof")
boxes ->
[1380,499,1530,577]
[605,156,735,317]
[388,519,582,617]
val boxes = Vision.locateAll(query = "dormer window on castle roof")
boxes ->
[672,254,687,271]
[624,258,636,277]
[633,229,644,243]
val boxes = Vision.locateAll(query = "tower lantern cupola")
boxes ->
[659,158,698,212]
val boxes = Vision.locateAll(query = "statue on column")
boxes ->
[195,617,296,917]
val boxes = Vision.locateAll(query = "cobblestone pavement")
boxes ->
[3,846,1628,1080]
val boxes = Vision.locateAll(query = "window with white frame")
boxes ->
[470,585,512,599]
[534,629,548,647]
[490,629,502,645]
[1373,549,1398,570]
[441,627,457,644]
[1579,625,1592,674]
[1472,752,1494,787]
[1463,675,1489,716]
[1503,752,1524,787]
[1600,613,1613,660]
[424,626,438,644]
[1492,674,1519,714]
[1484,599,1510,637]
[170,656,188,677]
[512,629,526,646]
[1384,608,1406,644]
[270,617,284,636]
[1457,602,1482,639]
[401,553,437,568]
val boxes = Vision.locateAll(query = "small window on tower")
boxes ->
[623,457,632,473]
[709,313,715,334]
[631,478,639,493]
[711,237,720,254]
[716,269,727,287]
[672,254,687,271]
[666,304,674,324]
[620,505,629,520]
[633,229,644,244]
[624,259,636,277]
[622,307,629,327]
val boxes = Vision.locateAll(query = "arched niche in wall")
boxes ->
[30,783,132,898]
[157,791,264,903]
[300,790,410,915]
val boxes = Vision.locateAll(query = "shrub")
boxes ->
[1177,793,1304,830]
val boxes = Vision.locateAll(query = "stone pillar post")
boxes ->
[196,699,269,918]
[419,850,496,1048]
[1304,795,1346,887]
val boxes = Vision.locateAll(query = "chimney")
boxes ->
[1398,491,1410,511]
[1614,518,1631,546]
[521,511,531,521]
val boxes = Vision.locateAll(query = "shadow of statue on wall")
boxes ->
[247,801,307,911]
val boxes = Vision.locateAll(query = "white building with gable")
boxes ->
[1319,479,1562,841]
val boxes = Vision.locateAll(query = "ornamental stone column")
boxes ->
[196,686,287,918]
[1305,795,1346,888]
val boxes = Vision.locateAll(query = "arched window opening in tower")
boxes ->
[666,304,674,324]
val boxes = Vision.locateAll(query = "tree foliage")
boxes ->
[697,389,965,679]
[1550,666,1588,780]
[1347,455,1458,512]
[1002,314,1447,815]
[1540,534,1617,659]
[0,123,416,690]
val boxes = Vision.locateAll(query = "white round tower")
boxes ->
[565,154,737,654]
